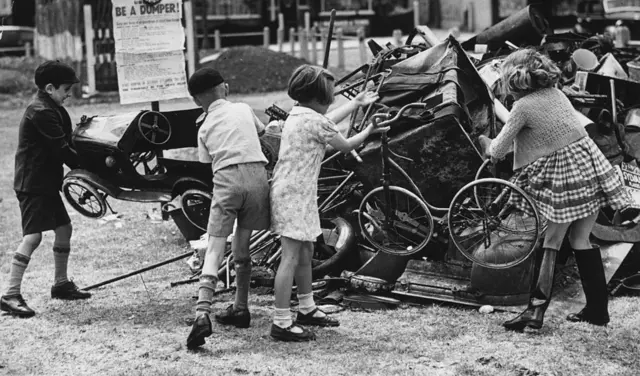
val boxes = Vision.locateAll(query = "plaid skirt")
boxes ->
[509,136,630,223]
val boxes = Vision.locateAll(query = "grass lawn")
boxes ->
[0,94,639,376]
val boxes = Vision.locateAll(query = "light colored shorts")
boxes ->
[208,162,270,237]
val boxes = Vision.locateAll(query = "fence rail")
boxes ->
[0,43,33,57]
[280,27,368,68]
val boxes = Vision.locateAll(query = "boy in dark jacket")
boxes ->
[1,61,91,318]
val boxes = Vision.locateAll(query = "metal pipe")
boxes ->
[82,251,192,291]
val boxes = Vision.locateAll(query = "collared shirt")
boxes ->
[197,99,267,175]
[14,90,77,195]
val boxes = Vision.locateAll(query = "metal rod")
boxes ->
[319,171,355,211]
[82,251,192,291]
[322,9,336,69]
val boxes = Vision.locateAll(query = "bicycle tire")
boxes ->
[357,185,434,256]
[448,178,540,269]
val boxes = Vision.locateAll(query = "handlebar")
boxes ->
[370,102,429,129]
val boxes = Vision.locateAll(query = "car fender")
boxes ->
[172,177,211,197]
[64,169,122,197]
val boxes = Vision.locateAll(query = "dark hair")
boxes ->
[34,60,80,90]
[287,65,335,105]
[188,67,225,96]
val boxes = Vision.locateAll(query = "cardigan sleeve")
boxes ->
[489,101,527,160]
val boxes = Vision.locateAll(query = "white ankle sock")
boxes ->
[297,292,316,315]
[273,308,292,329]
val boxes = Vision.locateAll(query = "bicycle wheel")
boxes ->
[448,178,540,269]
[357,186,434,256]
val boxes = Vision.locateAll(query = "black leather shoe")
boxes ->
[296,308,340,327]
[214,304,250,328]
[502,305,546,331]
[187,313,213,349]
[270,324,316,342]
[566,308,609,326]
[51,281,91,300]
[0,294,36,318]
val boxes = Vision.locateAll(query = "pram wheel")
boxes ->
[62,178,107,219]
[448,178,540,269]
[357,186,433,256]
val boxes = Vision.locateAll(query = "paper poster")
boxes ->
[112,0,185,53]
[616,162,640,208]
[116,50,190,104]
[111,0,189,104]
[604,0,640,14]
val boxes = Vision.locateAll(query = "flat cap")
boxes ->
[188,67,225,96]
[34,60,80,88]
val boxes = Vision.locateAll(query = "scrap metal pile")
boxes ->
[219,4,640,308]
[63,5,640,305]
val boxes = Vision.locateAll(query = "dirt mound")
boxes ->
[200,46,309,94]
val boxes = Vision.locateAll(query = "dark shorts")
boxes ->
[208,163,270,237]
[16,192,71,236]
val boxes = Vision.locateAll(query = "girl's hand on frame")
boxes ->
[353,91,379,107]
[370,124,390,135]
[478,135,492,159]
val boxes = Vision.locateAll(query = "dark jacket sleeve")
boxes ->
[31,109,79,168]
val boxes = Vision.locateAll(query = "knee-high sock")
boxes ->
[196,274,218,315]
[53,246,70,286]
[234,258,252,311]
[5,252,31,296]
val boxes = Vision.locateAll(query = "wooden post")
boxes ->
[278,13,284,31]
[357,27,367,64]
[201,0,209,49]
[83,4,96,95]
[310,28,317,65]
[300,28,309,61]
[466,2,475,31]
[336,28,344,69]
[413,0,420,28]
[184,0,196,76]
[290,27,296,56]
[304,11,311,33]
[214,29,221,50]
[277,28,284,52]
[25,42,32,58]
[263,26,270,48]
[270,0,277,22]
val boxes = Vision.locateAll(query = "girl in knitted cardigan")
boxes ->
[479,48,629,331]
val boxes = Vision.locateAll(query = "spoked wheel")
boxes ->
[137,111,172,145]
[357,186,434,256]
[448,178,540,269]
[181,189,212,231]
[62,178,107,218]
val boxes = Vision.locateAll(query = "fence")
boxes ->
[280,26,368,68]
[0,43,33,57]
[204,27,271,50]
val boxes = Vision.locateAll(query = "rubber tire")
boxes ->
[311,217,357,279]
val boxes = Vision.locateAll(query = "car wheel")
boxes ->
[62,178,107,219]
[180,189,212,232]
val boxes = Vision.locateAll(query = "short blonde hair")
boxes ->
[500,48,561,97]
[287,65,335,105]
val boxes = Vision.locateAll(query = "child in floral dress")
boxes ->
[269,65,385,341]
